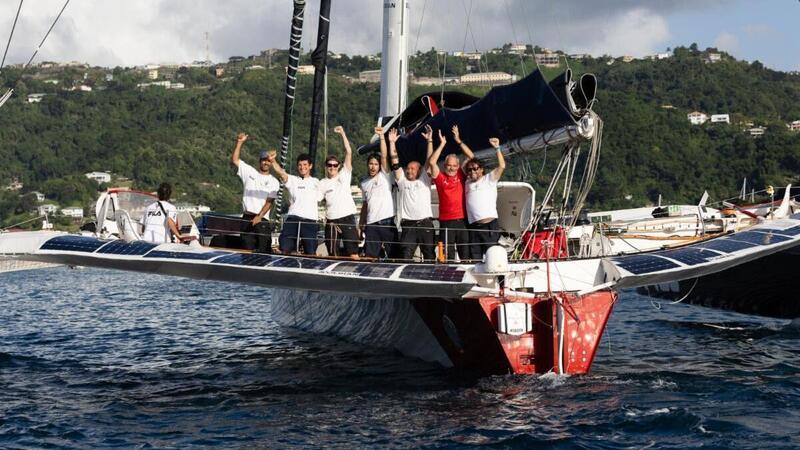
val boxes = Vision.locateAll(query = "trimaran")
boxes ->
[3,0,800,375]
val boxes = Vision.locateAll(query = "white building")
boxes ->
[459,72,516,86]
[535,51,560,67]
[61,206,84,219]
[85,171,111,184]
[77,85,92,92]
[787,120,800,132]
[358,69,382,83]
[30,191,45,202]
[507,44,527,55]
[707,53,722,63]
[748,126,766,137]
[621,55,636,63]
[4,178,22,191]
[27,93,47,103]
[687,111,708,125]
[37,204,59,215]
[296,65,316,75]
[710,114,730,124]
[245,65,266,71]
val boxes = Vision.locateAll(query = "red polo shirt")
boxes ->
[434,170,467,221]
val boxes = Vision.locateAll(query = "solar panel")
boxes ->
[695,238,757,254]
[213,253,276,267]
[40,235,107,253]
[96,240,158,256]
[269,257,301,268]
[332,262,399,278]
[399,265,466,282]
[774,225,800,236]
[144,250,228,260]
[658,247,720,266]
[727,231,791,246]
[297,258,335,270]
[612,254,679,275]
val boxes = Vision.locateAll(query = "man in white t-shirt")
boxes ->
[358,126,397,258]
[464,137,506,259]
[270,153,321,255]
[141,182,183,244]
[319,126,359,257]
[231,132,281,253]
[388,127,436,261]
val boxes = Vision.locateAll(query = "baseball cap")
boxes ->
[259,150,271,160]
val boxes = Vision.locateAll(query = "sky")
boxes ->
[0,0,798,71]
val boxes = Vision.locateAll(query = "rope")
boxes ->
[502,0,527,76]
[0,0,24,71]
[411,0,428,56]
[23,0,71,70]
[1,214,46,232]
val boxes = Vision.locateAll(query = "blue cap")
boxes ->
[259,150,270,160]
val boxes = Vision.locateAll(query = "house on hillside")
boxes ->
[506,44,527,55]
[787,120,800,132]
[706,53,722,63]
[460,72,516,86]
[710,114,730,124]
[27,93,47,103]
[85,171,111,184]
[687,111,708,125]
[358,70,381,83]
[534,51,560,67]
[30,191,45,202]
[37,204,59,216]
[747,126,766,137]
[61,206,84,219]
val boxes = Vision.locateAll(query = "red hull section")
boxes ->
[411,291,617,375]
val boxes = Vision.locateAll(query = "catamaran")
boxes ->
[3,0,800,376]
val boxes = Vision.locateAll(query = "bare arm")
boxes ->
[334,126,352,171]
[452,125,474,170]
[420,125,434,176]
[489,137,506,180]
[267,154,290,184]
[375,126,389,173]
[427,129,446,179]
[231,132,248,167]
[167,217,182,240]
[388,128,403,180]
[251,198,274,225]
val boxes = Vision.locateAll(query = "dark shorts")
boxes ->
[438,218,471,261]
[400,218,436,261]
[468,218,500,261]
[241,212,273,253]
[279,215,319,255]
[325,214,359,257]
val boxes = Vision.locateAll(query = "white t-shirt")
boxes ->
[237,161,280,215]
[141,200,177,243]
[284,174,320,221]
[319,166,357,220]
[360,171,395,224]
[465,171,499,224]
[396,170,433,221]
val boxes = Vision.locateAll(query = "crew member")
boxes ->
[389,127,435,261]
[141,182,182,244]
[358,126,396,258]
[319,126,359,257]
[428,125,475,261]
[464,137,506,259]
[231,132,280,253]
[270,153,321,255]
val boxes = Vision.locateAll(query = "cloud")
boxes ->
[0,0,733,67]
[714,31,739,53]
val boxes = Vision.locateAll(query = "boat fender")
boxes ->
[497,302,533,336]
[478,245,509,274]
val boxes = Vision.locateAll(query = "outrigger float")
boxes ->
[4,0,800,375]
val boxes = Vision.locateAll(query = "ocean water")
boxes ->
[1,267,798,449]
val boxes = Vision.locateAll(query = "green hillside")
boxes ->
[1,45,799,227]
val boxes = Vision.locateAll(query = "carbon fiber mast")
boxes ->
[274,0,306,215]
[307,0,332,177]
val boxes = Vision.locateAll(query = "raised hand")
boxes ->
[333,125,345,135]
[374,126,384,135]
[489,137,500,148]
[451,125,461,144]
[387,128,399,143]
[421,124,433,142]
[237,132,249,143]
[437,129,447,146]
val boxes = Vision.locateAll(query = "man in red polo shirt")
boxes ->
[427,125,475,261]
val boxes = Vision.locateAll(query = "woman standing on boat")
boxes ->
[319,126,359,257]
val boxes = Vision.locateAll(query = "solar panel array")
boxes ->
[96,240,158,256]
[213,253,276,267]
[332,262,399,278]
[695,238,756,254]
[658,247,719,266]
[399,265,465,282]
[40,235,107,253]
[612,254,679,275]
[144,250,228,260]
[727,231,791,246]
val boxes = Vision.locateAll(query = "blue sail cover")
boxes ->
[362,69,590,166]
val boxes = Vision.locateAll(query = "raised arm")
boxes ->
[375,126,389,173]
[267,153,290,184]
[387,128,403,180]
[452,125,475,170]
[489,137,506,180]
[231,132,248,167]
[420,125,434,175]
[427,128,446,178]
[333,125,352,171]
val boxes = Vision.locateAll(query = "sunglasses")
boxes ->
[326,163,340,168]
[467,166,481,172]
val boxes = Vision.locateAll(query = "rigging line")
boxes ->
[24,0,71,70]
[502,0,526,76]
[412,0,428,56]
[518,0,540,73]
[459,0,472,54]
[1,0,24,72]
